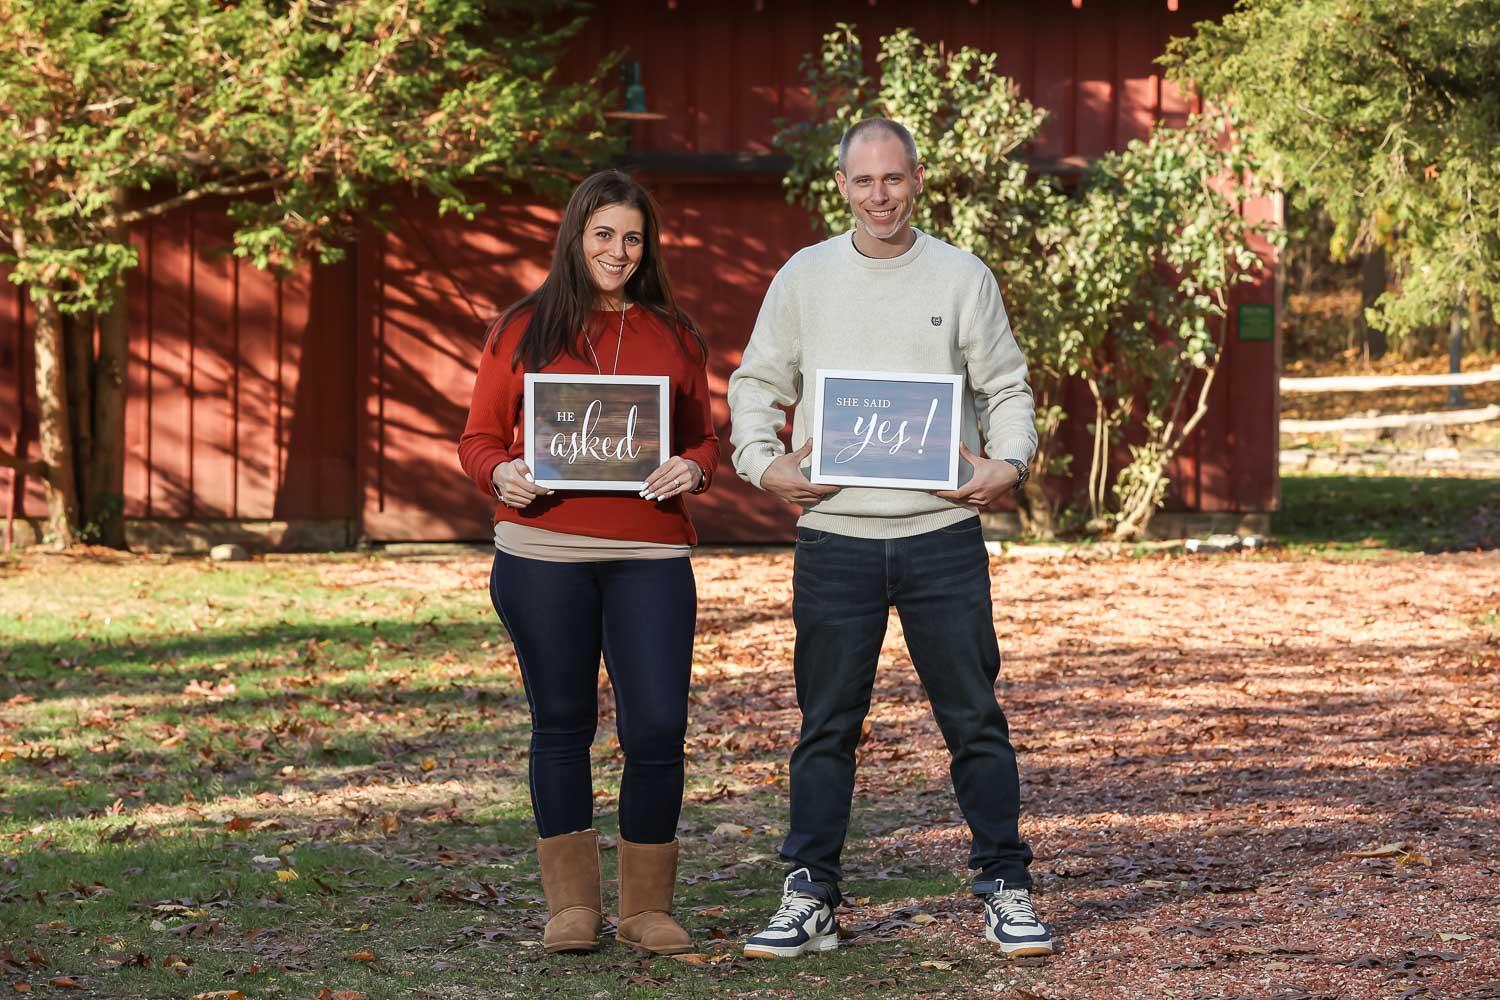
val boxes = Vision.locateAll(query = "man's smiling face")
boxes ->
[835,130,924,252]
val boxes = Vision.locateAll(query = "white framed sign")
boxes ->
[810,369,964,489]
[523,374,669,490]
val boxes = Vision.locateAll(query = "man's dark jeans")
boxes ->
[779,518,1033,906]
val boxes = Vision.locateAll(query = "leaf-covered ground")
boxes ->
[2,546,1498,999]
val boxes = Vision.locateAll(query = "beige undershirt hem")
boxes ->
[494,522,691,563]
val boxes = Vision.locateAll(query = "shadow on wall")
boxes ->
[13,178,827,546]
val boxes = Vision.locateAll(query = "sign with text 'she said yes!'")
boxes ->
[524,374,669,490]
[811,370,964,489]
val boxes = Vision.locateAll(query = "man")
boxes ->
[728,119,1051,960]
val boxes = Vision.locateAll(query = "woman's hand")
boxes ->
[491,459,552,509]
[642,457,702,502]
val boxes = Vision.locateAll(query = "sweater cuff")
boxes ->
[739,446,781,491]
[990,440,1035,466]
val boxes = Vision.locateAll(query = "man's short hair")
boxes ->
[837,119,920,175]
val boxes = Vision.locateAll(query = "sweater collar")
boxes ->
[839,228,930,269]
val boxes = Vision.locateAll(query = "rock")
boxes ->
[1185,535,1242,555]
[1241,534,1272,551]
[1279,449,1312,468]
[210,543,250,562]
[1423,446,1460,463]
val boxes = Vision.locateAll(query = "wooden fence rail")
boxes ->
[1280,365,1500,394]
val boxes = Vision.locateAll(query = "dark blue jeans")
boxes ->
[780,519,1033,904]
[489,550,696,844]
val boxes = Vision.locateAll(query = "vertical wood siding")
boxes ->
[0,0,1276,543]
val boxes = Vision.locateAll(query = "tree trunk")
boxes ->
[1359,247,1387,360]
[63,310,93,527]
[1016,479,1056,541]
[31,290,79,546]
[87,199,130,548]
[1448,289,1466,409]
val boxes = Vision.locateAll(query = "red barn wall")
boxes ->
[0,0,1277,546]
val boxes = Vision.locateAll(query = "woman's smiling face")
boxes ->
[582,202,645,304]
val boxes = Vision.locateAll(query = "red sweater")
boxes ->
[458,307,719,545]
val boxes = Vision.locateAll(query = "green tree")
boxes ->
[1164,0,1500,369]
[0,0,612,547]
[1056,114,1270,539]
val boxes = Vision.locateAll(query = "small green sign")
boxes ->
[1237,303,1275,342]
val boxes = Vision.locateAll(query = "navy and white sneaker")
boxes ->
[981,885,1054,958]
[743,868,839,959]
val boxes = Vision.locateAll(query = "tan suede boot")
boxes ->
[615,838,693,955]
[536,829,603,953]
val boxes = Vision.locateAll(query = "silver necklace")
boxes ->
[584,305,626,375]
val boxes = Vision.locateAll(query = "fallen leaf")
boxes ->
[45,979,84,991]
[313,992,367,1000]
[224,816,252,833]
[275,869,299,883]
[12,984,31,994]
[348,950,375,962]
[1348,841,1409,858]
[379,813,400,836]
[419,757,437,773]
[1203,823,1253,837]
[190,992,247,1000]
[910,913,937,925]
[183,679,236,701]
[1438,932,1475,942]
[711,823,751,838]
[668,953,708,964]
[919,959,954,970]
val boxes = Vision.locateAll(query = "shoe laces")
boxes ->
[985,888,1040,927]
[765,889,822,931]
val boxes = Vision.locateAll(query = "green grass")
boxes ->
[1275,472,1499,552]
[0,555,1001,999]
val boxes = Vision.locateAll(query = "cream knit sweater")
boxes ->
[728,229,1037,539]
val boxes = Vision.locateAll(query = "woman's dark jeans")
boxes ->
[779,518,1033,904]
[489,550,696,844]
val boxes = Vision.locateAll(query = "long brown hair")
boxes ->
[492,170,705,370]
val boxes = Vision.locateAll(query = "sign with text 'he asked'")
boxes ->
[811,370,963,489]
[524,374,669,490]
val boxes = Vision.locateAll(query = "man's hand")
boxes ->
[491,459,553,509]
[934,444,1019,509]
[760,440,840,506]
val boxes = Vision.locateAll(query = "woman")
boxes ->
[458,170,717,956]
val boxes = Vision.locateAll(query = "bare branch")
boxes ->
[82,96,138,115]
[0,448,48,477]
[112,178,283,226]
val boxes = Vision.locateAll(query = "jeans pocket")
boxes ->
[938,517,983,536]
[796,527,831,547]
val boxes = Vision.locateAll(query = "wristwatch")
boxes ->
[1002,458,1029,492]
